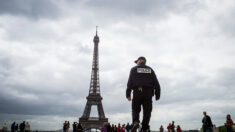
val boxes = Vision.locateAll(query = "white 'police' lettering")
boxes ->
[137,68,151,73]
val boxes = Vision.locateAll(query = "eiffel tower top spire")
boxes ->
[96,26,98,36]
[89,27,100,95]
[93,26,99,43]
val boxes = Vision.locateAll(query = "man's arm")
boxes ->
[126,68,133,100]
[208,116,213,127]
[153,70,161,100]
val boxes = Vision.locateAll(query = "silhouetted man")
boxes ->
[73,122,77,132]
[77,123,83,132]
[15,124,18,132]
[19,121,25,132]
[126,123,131,132]
[126,56,161,132]
[11,122,16,132]
[202,111,213,132]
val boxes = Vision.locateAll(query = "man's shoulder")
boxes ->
[131,65,153,71]
[130,65,138,71]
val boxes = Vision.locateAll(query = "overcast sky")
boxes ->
[0,0,235,130]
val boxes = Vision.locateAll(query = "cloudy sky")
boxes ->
[0,0,235,130]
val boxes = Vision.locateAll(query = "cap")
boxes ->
[134,56,146,63]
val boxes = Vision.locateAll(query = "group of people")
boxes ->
[68,122,132,132]
[72,122,83,132]
[202,112,234,132]
[101,123,132,132]
[165,121,182,132]
[1,121,30,132]
[63,121,70,132]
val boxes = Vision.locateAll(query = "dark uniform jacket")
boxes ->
[126,63,161,100]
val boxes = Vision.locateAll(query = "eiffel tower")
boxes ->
[79,27,108,130]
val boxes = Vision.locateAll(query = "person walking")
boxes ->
[176,125,182,132]
[66,121,70,132]
[63,121,67,132]
[202,111,213,132]
[107,123,112,132]
[25,122,30,132]
[77,123,83,132]
[117,124,121,132]
[114,125,117,132]
[2,123,8,132]
[171,121,175,132]
[167,123,172,132]
[160,125,164,132]
[19,121,25,132]
[73,122,77,132]
[121,124,125,132]
[126,56,161,132]
[101,123,107,132]
[126,123,131,132]
[225,114,234,132]
[11,122,16,132]
[15,124,19,132]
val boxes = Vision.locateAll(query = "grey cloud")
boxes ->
[213,68,235,92]
[0,55,12,80]
[83,0,202,17]
[0,85,85,116]
[0,0,60,19]
[0,49,91,116]
[214,7,235,37]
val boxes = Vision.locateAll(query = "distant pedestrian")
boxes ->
[25,122,30,132]
[176,125,182,132]
[101,123,107,132]
[117,124,121,132]
[202,111,213,132]
[121,124,125,132]
[126,123,131,132]
[111,124,115,132]
[225,114,234,132]
[63,121,66,132]
[160,125,164,132]
[11,122,16,132]
[73,122,77,132]
[171,121,175,132]
[77,123,83,132]
[167,123,172,132]
[15,124,19,132]
[114,125,117,132]
[2,123,8,132]
[19,121,25,132]
[66,121,70,132]
[107,123,112,132]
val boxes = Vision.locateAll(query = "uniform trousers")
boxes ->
[132,87,153,130]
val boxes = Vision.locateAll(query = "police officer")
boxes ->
[126,56,161,132]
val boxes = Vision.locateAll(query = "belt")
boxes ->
[134,86,143,92]
[138,87,143,92]
[134,86,153,92]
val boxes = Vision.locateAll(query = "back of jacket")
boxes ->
[126,63,161,99]
[127,64,156,88]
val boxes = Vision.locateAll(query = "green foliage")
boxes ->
[218,125,226,132]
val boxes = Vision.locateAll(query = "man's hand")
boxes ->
[155,97,160,101]
[127,96,131,101]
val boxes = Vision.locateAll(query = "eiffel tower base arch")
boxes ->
[79,117,108,131]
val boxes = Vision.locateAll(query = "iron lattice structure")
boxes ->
[79,29,108,130]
